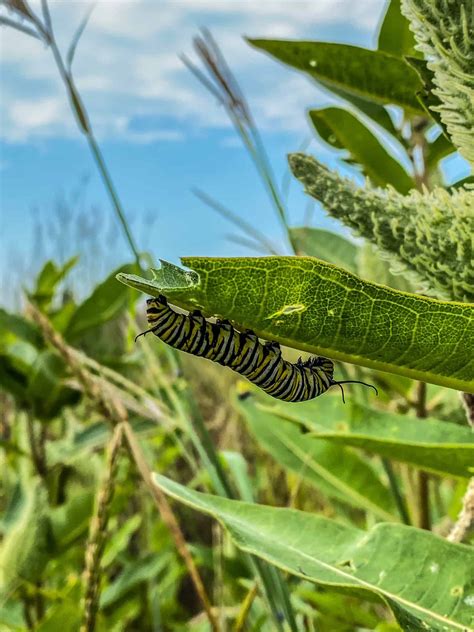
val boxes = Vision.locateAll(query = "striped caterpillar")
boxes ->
[136,295,377,403]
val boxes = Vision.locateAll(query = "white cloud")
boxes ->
[0,0,386,143]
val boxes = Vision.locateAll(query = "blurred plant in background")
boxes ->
[1,1,473,631]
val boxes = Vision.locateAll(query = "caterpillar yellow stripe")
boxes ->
[137,295,377,403]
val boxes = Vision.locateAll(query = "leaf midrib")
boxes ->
[160,480,468,631]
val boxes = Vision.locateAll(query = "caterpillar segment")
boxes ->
[138,295,377,403]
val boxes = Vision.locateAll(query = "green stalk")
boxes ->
[40,3,142,267]
[381,459,411,525]
[86,135,141,266]
[415,381,431,530]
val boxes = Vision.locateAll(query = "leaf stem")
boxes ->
[381,458,411,525]
[26,412,48,480]
[233,582,259,632]
[86,135,142,266]
[415,381,431,530]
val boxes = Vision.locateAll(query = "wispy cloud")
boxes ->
[0,0,386,143]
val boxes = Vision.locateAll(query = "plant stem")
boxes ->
[233,582,259,632]
[415,381,431,530]
[21,592,35,630]
[169,348,292,631]
[381,458,411,525]
[34,582,45,623]
[184,31,294,253]
[447,478,474,543]
[87,135,141,266]
[26,413,48,480]
[407,119,431,531]
[80,423,124,632]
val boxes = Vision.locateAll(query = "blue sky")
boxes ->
[0,0,469,304]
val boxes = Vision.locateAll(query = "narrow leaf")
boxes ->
[66,4,94,69]
[309,107,413,193]
[31,256,78,309]
[0,481,50,591]
[377,0,417,57]
[100,552,173,609]
[250,397,474,478]
[318,82,398,136]
[248,39,424,113]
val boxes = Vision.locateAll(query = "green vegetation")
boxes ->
[1,1,473,631]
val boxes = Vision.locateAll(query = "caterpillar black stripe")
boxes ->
[137,295,377,403]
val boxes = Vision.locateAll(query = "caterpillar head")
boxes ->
[306,355,378,403]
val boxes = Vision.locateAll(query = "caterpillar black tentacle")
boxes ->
[140,295,377,403]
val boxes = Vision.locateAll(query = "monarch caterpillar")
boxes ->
[136,295,377,403]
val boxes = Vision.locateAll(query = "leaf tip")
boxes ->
[115,272,128,284]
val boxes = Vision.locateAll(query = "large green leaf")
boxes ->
[117,258,474,392]
[248,39,424,113]
[238,398,397,520]
[246,396,474,479]
[153,475,474,632]
[377,0,417,58]
[309,107,413,193]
